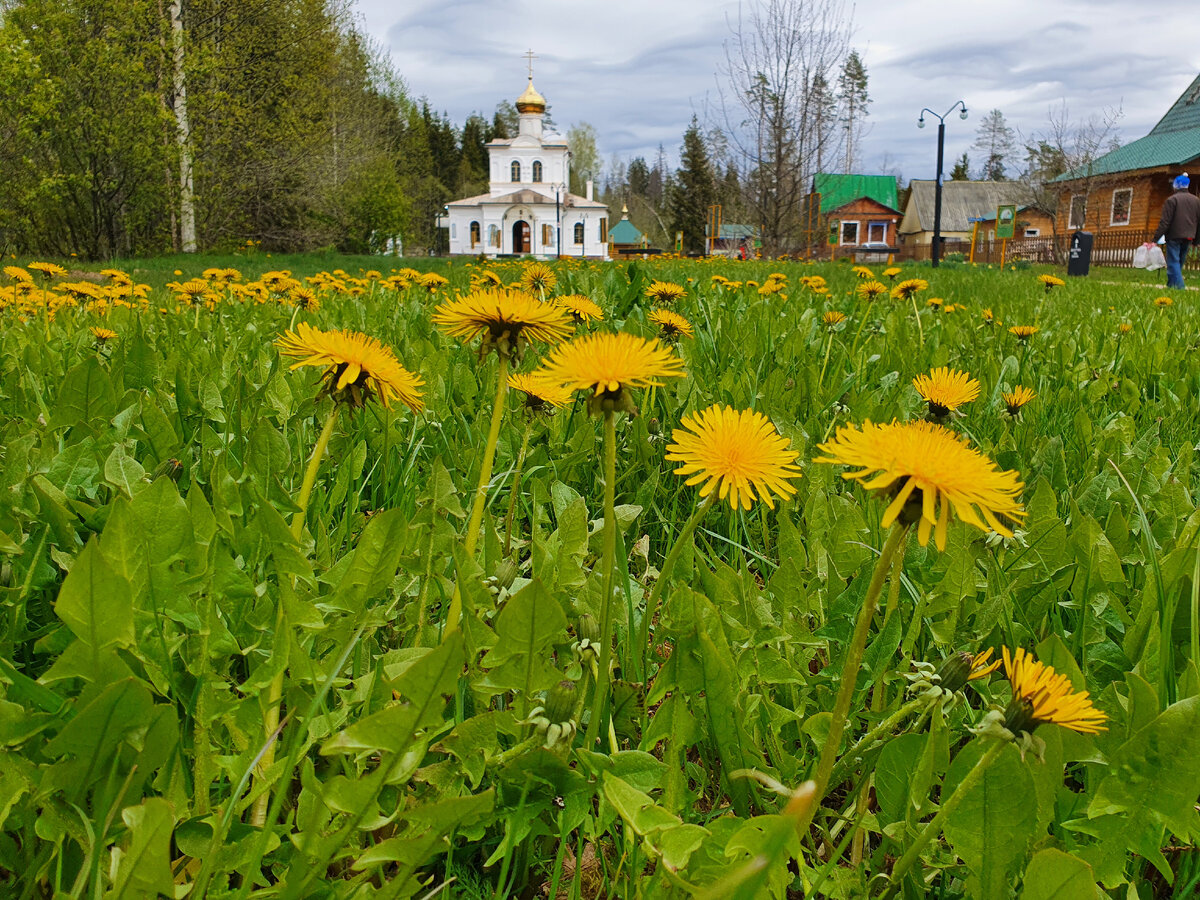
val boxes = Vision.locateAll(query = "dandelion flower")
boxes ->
[1008,325,1039,341]
[1154,295,1173,308]
[937,648,1003,692]
[276,322,424,411]
[814,419,1025,550]
[1038,274,1064,292]
[432,288,574,359]
[883,266,902,280]
[822,310,847,328]
[852,265,874,279]
[508,372,572,413]
[981,308,999,325]
[535,331,684,413]
[1118,322,1132,335]
[90,326,117,344]
[4,265,32,282]
[1001,386,1036,417]
[665,405,802,510]
[926,296,944,310]
[913,366,981,418]
[28,261,68,279]
[857,280,888,301]
[645,280,686,305]
[648,309,694,340]
[420,272,449,293]
[553,294,604,323]
[891,278,928,300]
[521,262,557,295]
[1001,646,1106,735]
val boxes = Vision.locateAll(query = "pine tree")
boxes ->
[837,50,869,173]
[950,153,970,181]
[669,116,716,254]
[627,157,650,196]
[973,109,1015,180]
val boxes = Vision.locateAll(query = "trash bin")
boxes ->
[1067,230,1093,277]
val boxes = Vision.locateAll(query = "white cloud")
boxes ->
[353,0,1200,183]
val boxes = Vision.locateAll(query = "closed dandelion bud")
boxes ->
[152,458,183,482]
[545,680,577,725]
[493,558,518,591]
[936,651,975,693]
[577,614,599,646]
[647,417,661,436]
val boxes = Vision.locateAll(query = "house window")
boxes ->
[488,224,500,247]
[532,161,543,182]
[1068,194,1087,230]
[542,224,553,246]
[840,221,859,245]
[450,223,456,239]
[573,222,584,244]
[470,221,480,247]
[1110,188,1132,226]
[511,160,521,182]
[867,221,887,244]
[599,218,608,242]
[1024,228,1040,237]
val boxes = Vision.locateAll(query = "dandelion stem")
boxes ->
[818,331,835,391]
[878,739,1006,898]
[445,351,510,636]
[910,295,924,346]
[797,522,909,836]
[849,308,871,359]
[503,420,534,555]
[584,410,618,749]
[637,492,716,684]
[290,405,340,541]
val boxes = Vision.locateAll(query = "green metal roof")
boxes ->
[812,174,899,214]
[1056,74,1200,180]
[715,224,759,240]
[608,218,644,244]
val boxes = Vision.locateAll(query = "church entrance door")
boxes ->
[512,220,531,254]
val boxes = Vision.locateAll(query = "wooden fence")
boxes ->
[896,230,1200,269]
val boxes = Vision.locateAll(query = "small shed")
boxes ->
[710,224,760,257]
[898,180,1047,246]
[608,205,652,258]
[811,174,902,258]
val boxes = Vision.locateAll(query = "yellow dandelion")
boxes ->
[822,310,847,328]
[665,404,802,510]
[981,308,998,325]
[432,288,574,358]
[172,279,210,304]
[521,262,557,295]
[882,266,902,280]
[290,286,320,311]
[1118,322,1133,335]
[926,296,944,310]
[5,265,33,282]
[913,367,981,418]
[1154,295,1173,307]
[535,331,684,411]
[89,326,117,344]
[1008,325,1039,341]
[1001,386,1036,417]
[1002,646,1106,735]
[1038,274,1064,292]
[478,270,502,287]
[420,272,449,293]
[645,280,686,305]
[28,261,68,279]
[891,278,928,300]
[648,309,694,340]
[857,280,888,301]
[814,419,1025,550]
[508,372,572,412]
[275,322,424,411]
[851,265,874,279]
[553,293,605,323]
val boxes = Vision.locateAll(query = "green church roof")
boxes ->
[813,174,899,214]
[1057,74,1200,180]
[608,218,645,244]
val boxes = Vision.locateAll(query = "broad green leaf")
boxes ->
[54,537,134,658]
[104,443,147,498]
[943,740,1038,899]
[111,798,176,899]
[479,578,566,708]
[1020,848,1097,900]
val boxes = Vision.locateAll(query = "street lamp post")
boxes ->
[918,101,968,268]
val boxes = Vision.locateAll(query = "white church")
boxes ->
[441,73,609,259]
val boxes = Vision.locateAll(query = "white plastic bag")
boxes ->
[1146,244,1166,270]
[1133,244,1150,268]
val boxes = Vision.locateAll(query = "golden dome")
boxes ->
[516,79,546,114]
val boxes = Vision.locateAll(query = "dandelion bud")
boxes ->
[493,558,518,591]
[935,651,975,693]
[545,680,577,725]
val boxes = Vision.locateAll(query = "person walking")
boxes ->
[1150,173,1200,289]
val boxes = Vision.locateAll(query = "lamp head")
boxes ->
[917,117,926,129]
[959,107,969,120]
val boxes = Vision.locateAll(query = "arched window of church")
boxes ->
[511,160,521,182]
[470,221,481,247]
[573,222,584,245]
[488,224,500,247]
[532,161,543,182]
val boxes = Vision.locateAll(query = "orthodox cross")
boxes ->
[524,49,537,80]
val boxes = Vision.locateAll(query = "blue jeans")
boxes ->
[1165,239,1190,289]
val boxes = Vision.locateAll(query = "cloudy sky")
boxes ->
[354,0,1200,185]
